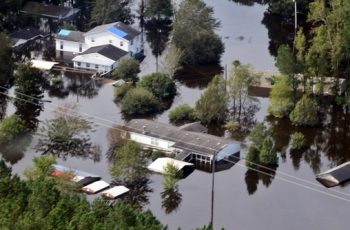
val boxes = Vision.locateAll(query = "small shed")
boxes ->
[31,59,59,70]
[317,162,350,187]
[82,181,110,194]
[148,157,194,174]
[102,186,130,199]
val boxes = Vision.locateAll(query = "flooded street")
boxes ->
[2,0,350,229]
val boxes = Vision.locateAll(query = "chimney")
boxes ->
[142,125,146,134]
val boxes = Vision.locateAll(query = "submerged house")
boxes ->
[9,27,49,50]
[55,22,142,71]
[125,119,241,165]
[22,1,80,20]
[51,164,101,186]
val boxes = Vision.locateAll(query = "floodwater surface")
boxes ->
[1,0,350,230]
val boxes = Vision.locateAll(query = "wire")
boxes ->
[2,86,350,202]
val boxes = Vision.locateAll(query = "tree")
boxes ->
[23,156,56,181]
[109,141,150,186]
[249,122,270,150]
[275,44,300,105]
[172,0,224,65]
[228,62,261,114]
[168,104,196,122]
[162,162,183,190]
[290,132,306,150]
[137,73,177,99]
[294,28,309,92]
[159,44,183,79]
[106,124,130,162]
[90,0,133,26]
[0,33,14,87]
[0,158,11,179]
[267,75,293,118]
[259,137,278,166]
[195,75,228,124]
[0,114,26,143]
[172,28,224,65]
[144,0,173,19]
[114,83,134,99]
[289,94,319,126]
[14,61,43,107]
[121,88,163,115]
[112,57,140,84]
[245,145,260,169]
[35,104,101,161]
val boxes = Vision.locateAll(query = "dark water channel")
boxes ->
[2,0,350,229]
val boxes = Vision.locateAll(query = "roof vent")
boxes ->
[168,129,170,132]
[135,121,138,124]
[156,126,158,129]
[207,140,210,142]
[185,133,188,136]
[217,143,221,145]
[142,125,146,134]
[197,138,200,140]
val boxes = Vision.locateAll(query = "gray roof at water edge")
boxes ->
[56,31,85,43]
[85,22,141,41]
[81,44,128,61]
[9,27,48,40]
[22,1,78,18]
[126,119,240,157]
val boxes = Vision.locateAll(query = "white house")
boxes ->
[72,44,130,72]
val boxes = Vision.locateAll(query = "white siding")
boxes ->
[73,61,114,72]
[130,132,175,151]
[55,39,88,53]
[129,34,142,55]
[84,32,130,52]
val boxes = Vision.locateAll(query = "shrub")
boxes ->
[137,73,177,99]
[259,137,278,165]
[162,162,183,190]
[152,150,163,159]
[114,84,133,99]
[0,114,26,143]
[245,145,260,169]
[267,75,293,118]
[168,104,196,122]
[112,57,140,83]
[51,77,63,85]
[121,88,163,115]
[289,94,319,126]
[290,132,306,150]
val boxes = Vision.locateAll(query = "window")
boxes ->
[91,37,95,42]
[86,63,90,67]
[151,138,159,146]
[77,62,81,67]
[60,41,63,49]
[79,44,82,52]
[95,64,99,69]
[131,39,133,45]
[109,40,113,44]
[120,41,123,46]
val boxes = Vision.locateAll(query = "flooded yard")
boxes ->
[1,0,350,229]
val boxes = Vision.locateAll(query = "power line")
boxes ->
[1,87,350,202]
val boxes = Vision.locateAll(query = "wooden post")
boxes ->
[210,151,216,228]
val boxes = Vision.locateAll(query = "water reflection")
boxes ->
[0,134,32,165]
[122,179,153,208]
[244,167,276,195]
[15,105,43,132]
[161,187,182,214]
[0,93,9,121]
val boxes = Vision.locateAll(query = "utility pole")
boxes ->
[292,0,297,54]
[225,64,227,93]
[210,150,216,228]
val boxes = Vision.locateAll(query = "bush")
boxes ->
[289,94,319,126]
[245,145,260,169]
[0,114,26,143]
[112,57,140,83]
[114,84,134,99]
[267,75,293,118]
[121,88,163,115]
[152,150,163,159]
[259,137,278,165]
[137,73,177,99]
[51,77,63,85]
[162,162,183,190]
[290,132,306,150]
[168,104,196,122]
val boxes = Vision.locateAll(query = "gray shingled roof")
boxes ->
[85,22,141,41]
[81,44,128,61]
[56,31,85,43]
[126,119,239,157]
[22,1,77,18]
[178,122,208,133]
[9,27,48,40]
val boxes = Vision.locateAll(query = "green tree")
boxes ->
[162,162,183,190]
[195,75,228,123]
[112,57,141,84]
[267,75,293,118]
[228,62,261,113]
[121,88,163,115]
[0,33,14,87]
[294,28,309,92]
[159,44,183,79]
[137,73,177,99]
[289,94,319,126]
[109,141,150,186]
[90,0,133,26]
[23,156,56,181]
[168,104,197,122]
[245,145,260,169]
[0,114,26,143]
[249,122,269,150]
[0,158,11,179]
[275,44,300,105]
[259,137,278,166]
[290,132,306,150]
[14,61,43,107]
[144,0,173,19]
[114,83,134,99]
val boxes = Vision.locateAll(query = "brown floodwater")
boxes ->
[1,0,350,229]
